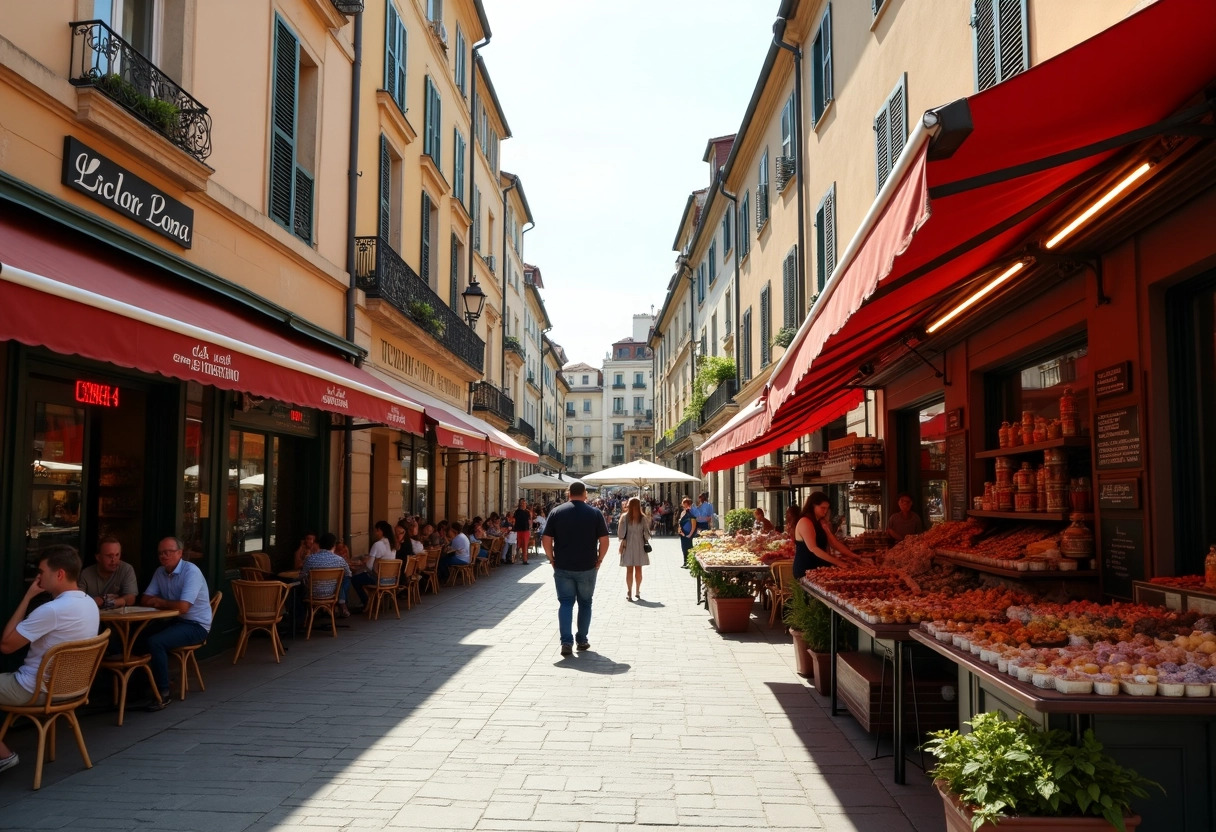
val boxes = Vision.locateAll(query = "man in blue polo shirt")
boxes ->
[138,536,212,711]
[691,491,715,535]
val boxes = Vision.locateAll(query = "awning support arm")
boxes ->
[1027,249,1109,305]
[903,338,950,386]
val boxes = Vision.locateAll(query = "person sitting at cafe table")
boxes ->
[0,545,99,776]
[300,532,352,618]
[79,535,137,609]
[136,536,213,712]
[886,493,925,542]
[438,521,471,583]
[350,521,396,609]
[293,531,320,570]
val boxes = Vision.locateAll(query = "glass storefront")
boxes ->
[399,433,430,520]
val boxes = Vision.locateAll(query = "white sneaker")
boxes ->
[0,752,18,774]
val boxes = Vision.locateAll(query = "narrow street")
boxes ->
[0,538,940,831]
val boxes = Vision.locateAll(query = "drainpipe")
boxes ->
[773,17,808,321]
[342,10,363,550]
[500,176,517,388]
[717,179,740,390]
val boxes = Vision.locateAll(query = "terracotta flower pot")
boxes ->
[806,647,832,697]
[935,780,1141,831]
[709,594,754,633]
[789,629,813,677]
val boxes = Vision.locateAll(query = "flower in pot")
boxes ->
[782,584,816,677]
[703,572,754,633]
[926,711,1159,831]
[783,585,837,694]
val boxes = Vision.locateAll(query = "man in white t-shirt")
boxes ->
[0,545,100,775]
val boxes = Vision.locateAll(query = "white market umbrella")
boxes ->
[517,472,572,489]
[582,459,700,491]
[239,473,265,487]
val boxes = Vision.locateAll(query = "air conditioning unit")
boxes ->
[484,255,496,273]
[430,19,448,47]
[776,156,796,192]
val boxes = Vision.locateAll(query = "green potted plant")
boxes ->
[926,712,1158,831]
[772,326,796,349]
[783,585,837,695]
[702,571,755,633]
[406,300,446,338]
[723,508,755,534]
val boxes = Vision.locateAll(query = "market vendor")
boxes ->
[794,492,866,577]
[886,493,925,542]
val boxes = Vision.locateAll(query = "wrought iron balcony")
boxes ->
[512,418,535,443]
[470,381,514,424]
[612,408,627,416]
[673,415,700,444]
[528,439,542,455]
[611,383,626,389]
[504,336,526,359]
[632,382,647,389]
[611,454,625,464]
[655,436,669,457]
[545,443,562,463]
[354,236,484,373]
[700,378,739,424]
[69,20,212,162]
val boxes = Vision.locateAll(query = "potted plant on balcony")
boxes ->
[703,572,755,633]
[406,300,446,338]
[926,712,1157,831]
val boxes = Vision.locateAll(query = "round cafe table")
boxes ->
[99,606,179,725]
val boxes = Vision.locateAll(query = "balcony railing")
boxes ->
[470,381,514,424]
[612,408,627,416]
[632,382,646,389]
[545,443,562,463]
[611,454,626,464]
[700,378,739,424]
[505,336,526,359]
[673,415,700,444]
[512,418,535,443]
[655,436,669,457]
[69,20,212,162]
[354,236,484,373]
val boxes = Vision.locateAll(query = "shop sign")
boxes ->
[1098,477,1140,510]
[946,408,964,431]
[379,338,464,404]
[946,432,967,521]
[61,136,194,247]
[1100,516,1144,599]
[1095,406,1142,470]
[1095,361,1132,399]
[74,379,120,407]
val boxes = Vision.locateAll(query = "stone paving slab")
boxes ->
[0,537,941,830]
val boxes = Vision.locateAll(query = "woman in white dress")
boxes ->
[618,497,651,601]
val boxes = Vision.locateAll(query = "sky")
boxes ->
[479,0,780,369]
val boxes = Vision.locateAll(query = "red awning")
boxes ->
[701,0,1216,473]
[0,211,425,435]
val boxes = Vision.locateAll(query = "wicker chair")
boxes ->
[486,536,504,569]
[447,542,479,586]
[238,567,274,581]
[475,539,493,578]
[169,592,222,698]
[766,561,795,627]
[420,547,442,595]
[366,558,404,620]
[250,552,273,573]
[232,580,290,662]
[0,629,111,790]
[302,567,346,639]
[401,555,423,609]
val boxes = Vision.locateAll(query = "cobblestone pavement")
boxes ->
[0,537,942,831]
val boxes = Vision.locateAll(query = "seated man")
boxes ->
[138,537,212,711]
[438,522,470,583]
[79,535,138,610]
[293,532,319,570]
[0,545,99,775]
[300,532,351,618]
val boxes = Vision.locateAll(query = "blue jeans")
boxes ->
[143,620,208,697]
[351,572,375,604]
[438,554,466,582]
[553,568,597,646]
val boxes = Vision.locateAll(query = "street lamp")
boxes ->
[461,279,486,327]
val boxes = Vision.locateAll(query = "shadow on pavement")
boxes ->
[553,652,630,675]
[630,598,665,608]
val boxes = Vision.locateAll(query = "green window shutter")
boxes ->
[449,232,458,309]
[783,246,798,327]
[431,84,442,167]
[269,17,298,230]
[812,5,832,124]
[973,0,997,91]
[420,192,431,281]
[742,309,752,380]
[822,4,833,103]
[760,285,771,367]
[396,18,407,110]
[874,104,890,193]
[384,3,398,103]
[293,165,313,244]
[423,78,435,161]
[472,186,481,250]
[709,242,717,283]
[453,129,464,203]
[378,134,391,243]
[824,185,837,282]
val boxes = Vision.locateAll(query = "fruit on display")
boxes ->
[693,531,795,568]
[803,566,1032,625]
[923,602,1216,698]
[1148,574,1208,590]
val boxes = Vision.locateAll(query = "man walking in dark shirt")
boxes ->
[542,481,609,657]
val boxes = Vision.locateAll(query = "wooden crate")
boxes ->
[836,650,958,737]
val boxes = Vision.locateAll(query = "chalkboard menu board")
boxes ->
[1101,517,1144,599]
[1095,406,1142,470]
[946,432,967,521]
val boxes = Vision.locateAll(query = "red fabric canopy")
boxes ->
[702,0,1216,473]
[0,210,425,435]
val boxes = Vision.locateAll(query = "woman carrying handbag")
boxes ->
[618,497,651,601]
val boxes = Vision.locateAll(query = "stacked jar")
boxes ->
[1044,447,1068,512]
[1014,462,1035,512]
[1060,514,1094,559]
[1060,387,1078,436]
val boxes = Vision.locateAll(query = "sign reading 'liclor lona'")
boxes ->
[61,136,194,247]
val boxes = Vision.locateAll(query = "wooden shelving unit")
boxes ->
[974,436,1091,459]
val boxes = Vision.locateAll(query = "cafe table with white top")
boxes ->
[99,606,179,725]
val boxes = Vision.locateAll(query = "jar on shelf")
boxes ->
[1033,417,1048,444]
[1021,410,1035,439]
[1014,492,1035,512]
[1046,482,1068,512]
[1070,477,1093,513]
[1010,422,1023,447]
[1036,466,1047,510]
[999,422,1011,448]
[1060,514,1094,558]
[1206,545,1216,590]
[997,485,1014,511]
[995,457,1012,486]
[1047,419,1063,440]
[1059,386,1077,416]
[1014,461,1034,492]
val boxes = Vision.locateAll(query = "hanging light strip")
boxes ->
[1045,162,1152,249]
[926,262,1026,334]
